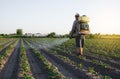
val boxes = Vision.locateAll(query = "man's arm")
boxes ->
[70,21,76,37]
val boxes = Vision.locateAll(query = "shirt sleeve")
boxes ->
[70,20,76,35]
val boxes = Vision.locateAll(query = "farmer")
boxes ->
[70,13,85,55]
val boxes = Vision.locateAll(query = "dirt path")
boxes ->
[24,41,48,79]
[0,41,20,79]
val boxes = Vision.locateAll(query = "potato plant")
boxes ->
[19,40,34,79]
[25,40,66,79]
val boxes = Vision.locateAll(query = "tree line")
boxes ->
[0,29,120,38]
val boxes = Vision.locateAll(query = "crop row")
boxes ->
[18,39,34,79]
[26,38,120,79]
[27,38,116,70]
[24,39,66,79]
[28,38,103,79]
[26,38,100,78]
[0,39,18,71]
[52,45,116,70]
[0,38,12,44]
[52,39,120,78]
[0,38,16,51]
[1,38,118,79]
[53,38,120,62]
[52,46,118,79]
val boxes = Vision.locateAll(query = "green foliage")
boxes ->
[104,75,112,79]
[47,32,56,38]
[20,40,34,79]
[85,39,120,59]
[25,40,66,79]
[77,63,83,68]
[17,29,23,36]
[88,67,95,73]
[21,74,34,79]
[86,33,101,39]
[24,38,120,78]
[0,39,17,70]
[92,59,110,68]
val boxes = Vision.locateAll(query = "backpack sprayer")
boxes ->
[79,15,90,35]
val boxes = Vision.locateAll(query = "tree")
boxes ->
[63,34,69,38]
[47,32,56,37]
[16,29,23,36]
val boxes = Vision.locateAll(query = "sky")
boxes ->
[0,0,120,34]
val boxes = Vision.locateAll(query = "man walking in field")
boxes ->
[70,13,85,55]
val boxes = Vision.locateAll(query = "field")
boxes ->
[0,38,120,79]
